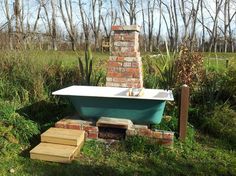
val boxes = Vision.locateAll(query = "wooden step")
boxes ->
[96,117,133,129]
[30,143,79,163]
[41,127,85,146]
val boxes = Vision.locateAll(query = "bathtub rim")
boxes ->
[52,85,174,101]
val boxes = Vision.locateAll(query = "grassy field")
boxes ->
[0,50,235,176]
[0,134,235,176]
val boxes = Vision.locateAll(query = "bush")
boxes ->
[0,101,39,154]
[175,47,204,87]
[202,104,236,147]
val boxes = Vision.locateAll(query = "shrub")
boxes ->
[175,46,204,88]
[202,104,236,147]
[0,101,39,154]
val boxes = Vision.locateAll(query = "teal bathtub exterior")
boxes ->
[52,86,174,125]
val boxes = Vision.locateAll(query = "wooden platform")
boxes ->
[30,143,79,163]
[96,117,133,129]
[30,127,85,163]
[41,127,85,146]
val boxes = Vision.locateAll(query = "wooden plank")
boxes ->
[74,140,85,159]
[30,143,80,163]
[41,127,85,146]
[96,117,133,129]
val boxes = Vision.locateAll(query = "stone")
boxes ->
[112,25,141,32]
[96,117,133,129]
[9,168,15,174]
[133,124,148,130]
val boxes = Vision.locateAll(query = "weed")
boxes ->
[78,48,106,86]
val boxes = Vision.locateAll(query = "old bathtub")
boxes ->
[52,86,174,124]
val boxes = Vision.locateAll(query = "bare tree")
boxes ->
[78,0,90,50]
[14,0,20,34]
[41,0,58,50]
[14,0,21,48]
[90,0,102,50]
[205,0,224,52]
[161,1,175,51]
[178,0,201,48]
[140,0,147,52]
[223,0,236,52]
[119,0,127,24]
[189,0,201,51]
[51,0,57,50]
[147,0,155,52]
[171,0,179,51]
[101,0,117,39]
[33,1,42,32]
[3,0,13,49]
[59,0,77,51]
[200,0,205,51]
[119,0,137,25]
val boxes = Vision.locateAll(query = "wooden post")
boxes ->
[178,84,190,141]
[225,59,229,68]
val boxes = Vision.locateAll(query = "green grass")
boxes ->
[0,134,235,176]
[0,50,235,175]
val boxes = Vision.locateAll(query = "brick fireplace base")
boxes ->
[55,117,174,147]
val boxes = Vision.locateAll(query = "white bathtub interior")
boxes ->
[52,85,174,101]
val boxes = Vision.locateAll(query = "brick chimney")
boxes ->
[106,25,143,88]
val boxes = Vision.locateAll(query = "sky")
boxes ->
[0,0,235,40]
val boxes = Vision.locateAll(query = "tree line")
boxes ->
[0,0,236,52]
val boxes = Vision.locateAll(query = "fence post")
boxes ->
[178,84,190,141]
[225,59,229,68]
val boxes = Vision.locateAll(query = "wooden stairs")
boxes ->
[30,127,85,163]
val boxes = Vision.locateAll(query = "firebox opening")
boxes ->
[98,127,126,140]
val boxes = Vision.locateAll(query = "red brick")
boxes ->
[111,51,140,57]
[87,131,98,139]
[55,120,67,128]
[152,131,163,139]
[124,72,134,78]
[116,57,124,61]
[107,72,123,78]
[120,47,135,53]
[113,35,121,41]
[126,128,137,136]
[163,132,174,140]
[137,129,153,137]
[126,68,139,73]
[112,25,123,31]
[108,61,122,67]
[127,82,142,88]
[158,139,173,146]
[67,123,81,130]
[83,125,98,132]
[131,61,139,68]
[123,62,132,67]
[113,77,127,83]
